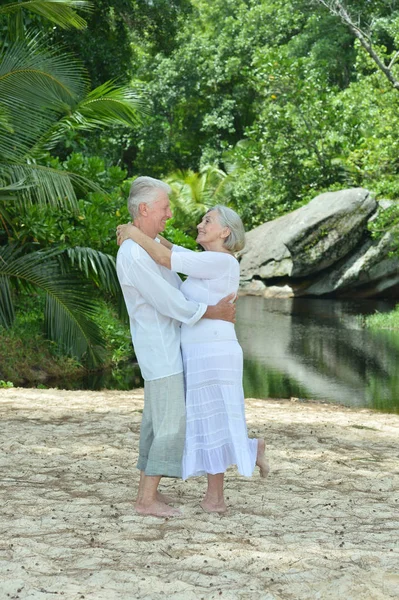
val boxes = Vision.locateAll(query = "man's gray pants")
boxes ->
[137,372,186,478]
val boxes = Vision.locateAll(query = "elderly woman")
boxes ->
[117,205,269,513]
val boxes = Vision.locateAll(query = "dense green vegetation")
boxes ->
[1,0,399,385]
[0,0,143,378]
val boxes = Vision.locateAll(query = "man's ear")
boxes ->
[138,202,148,216]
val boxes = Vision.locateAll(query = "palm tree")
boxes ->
[166,165,228,235]
[0,1,145,366]
[0,1,91,39]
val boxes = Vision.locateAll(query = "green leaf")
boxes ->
[66,246,120,295]
[0,243,15,328]
[40,82,147,152]
[0,275,14,328]
[0,36,88,160]
[0,244,105,365]
[65,246,127,322]
[66,82,145,126]
[0,162,89,209]
[0,1,92,32]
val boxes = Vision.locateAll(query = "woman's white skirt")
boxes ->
[181,340,258,480]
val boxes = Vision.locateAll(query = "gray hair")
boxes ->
[208,205,246,252]
[127,176,171,219]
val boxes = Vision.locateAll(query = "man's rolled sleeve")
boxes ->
[119,249,206,326]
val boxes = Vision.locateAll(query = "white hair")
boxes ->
[208,205,246,252]
[127,176,171,219]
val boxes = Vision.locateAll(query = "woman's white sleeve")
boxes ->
[171,250,235,279]
[172,244,194,254]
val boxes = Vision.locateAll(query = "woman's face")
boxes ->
[196,210,229,250]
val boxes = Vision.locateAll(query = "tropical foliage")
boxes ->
[0,0,144,366]
[0,0,91,38]
[62,0,399,229]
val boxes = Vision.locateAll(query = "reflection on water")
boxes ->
[236,296,399,413]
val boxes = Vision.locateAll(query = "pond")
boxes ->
[47,296,399,414]
[237,296,399,414]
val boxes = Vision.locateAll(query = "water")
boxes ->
[236,296,399,414]
[48,296,399,414]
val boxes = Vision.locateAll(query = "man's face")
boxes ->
[141,190,173,234]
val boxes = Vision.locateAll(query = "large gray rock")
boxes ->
[240,188,377,281]
[305,230,399,297]
[239,188,399,298]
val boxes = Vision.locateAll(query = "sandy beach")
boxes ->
[0,387,398,600]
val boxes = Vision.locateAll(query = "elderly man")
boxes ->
[116,176,235,518]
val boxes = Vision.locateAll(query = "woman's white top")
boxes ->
[171,245,239,345]
[116,239,206,381]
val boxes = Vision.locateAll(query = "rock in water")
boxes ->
[238,188,399,298]
[240,188,376,282]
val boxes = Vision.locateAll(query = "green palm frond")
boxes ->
[0,244,16,327]
[66,246,120,295]
[167,170,209,227]
[167,166,227,223]
[1,1,91,32]
[78,82,147,124]
[200,164,227,199]
[0,36,87,104]
[0,177,28,199]
[44,293,104,366]
[65,246,127,322]
[0,21,146,364]
[0,162,102,209]
[0,36,87,160]
[40,82,147,152]
[0,274,14,328]
[0,105,13,133]
[0,244,105,364]
[0,37,147,159]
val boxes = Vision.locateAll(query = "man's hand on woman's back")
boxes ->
[203,293,236,323]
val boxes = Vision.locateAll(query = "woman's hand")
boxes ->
[116,222,171,267]
[116,222,136,246]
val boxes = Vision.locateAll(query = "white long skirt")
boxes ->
[181,340,258,480]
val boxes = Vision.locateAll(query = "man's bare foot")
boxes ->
[156,491,174,505]
[135,500,181,518]
[256,438,270,478]
[200,499,227,514]
[135,491,174,505]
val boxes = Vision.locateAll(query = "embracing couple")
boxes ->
[116,176,269,518]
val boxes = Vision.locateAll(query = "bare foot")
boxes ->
[156,491,174,505]
[135,500,181,518]
[256,438,270,478]
[200,499,227,514]
[135,491,174,505]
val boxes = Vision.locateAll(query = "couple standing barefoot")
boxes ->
[116,177,268,517]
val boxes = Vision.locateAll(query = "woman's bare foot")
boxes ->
[200,499,227,514]
[256,438,270,478]
[201,473,226,513]
[135,500,181,518]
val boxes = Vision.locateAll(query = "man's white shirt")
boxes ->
[116,239,206,381]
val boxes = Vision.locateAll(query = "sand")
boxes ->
[0,387,398,600]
